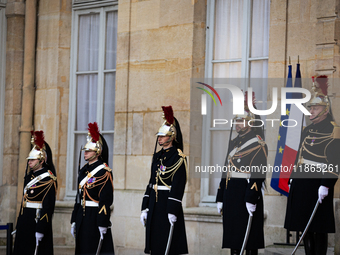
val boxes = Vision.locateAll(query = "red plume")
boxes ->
[34,131,45,149]
[162,106,174,125]
[316,75,328,96]
[244,91,256,109]
[88,122,100,142]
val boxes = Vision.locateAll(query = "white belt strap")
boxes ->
[228,137,258,160]
[229,172,251,179]
[302,158,328,170]
[25,202,42,209]
[153,185,171,191]
[79,164,105,189]
[24,172,50,195]
[82,200,99,207]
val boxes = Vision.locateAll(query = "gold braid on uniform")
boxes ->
[154,149,187,202]
[83,169,114,204]
[297,132,336,178]
[22,177,57,214]
[229,144,267,173]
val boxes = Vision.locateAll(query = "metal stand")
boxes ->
[0,223,13,255]
[273,229,302,246]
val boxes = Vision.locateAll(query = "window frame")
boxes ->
[201,0,269,203]
[0,2,7,185]
[66,3,118,199]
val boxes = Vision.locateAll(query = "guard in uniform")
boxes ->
[284,76,340,255]
[13,131,57,255]
[216,93,267,255]
[71,122,114,255]
[140,106,188,255]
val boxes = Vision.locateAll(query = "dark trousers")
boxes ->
[303,231,328,255]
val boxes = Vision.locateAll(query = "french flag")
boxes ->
[271,64,305,196]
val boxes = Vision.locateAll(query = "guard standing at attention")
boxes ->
[216,92,267,255]
[13,130,57,255]
[140,106,188,255]
[71,122,114,255]
[284,76,340,255]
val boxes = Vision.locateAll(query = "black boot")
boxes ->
[315,232,328,255]
[303,231,315,255]
[246,249,258,255]
[231,249,240,255]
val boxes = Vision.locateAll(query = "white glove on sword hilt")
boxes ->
[71,222,76,238]
[98,226,107,240]
[246,202,256,216]
[318,185,329,204]
[217,202,223,215]
[35,232,44,246]
[140,209,148,227]
[168,213,177,226]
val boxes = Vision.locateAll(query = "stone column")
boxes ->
[2,0,25,223]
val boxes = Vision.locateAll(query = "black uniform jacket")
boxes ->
[141,146,188,255]
[216,130,267,250]
[284,116,340,233]
[71,159,115,255]
[13,167,57,255]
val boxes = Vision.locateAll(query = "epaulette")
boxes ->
[47,170,57,181]
[331,121,340,139]
[103,163,112,172]
[177,149,186,158]
[256,135,266,146]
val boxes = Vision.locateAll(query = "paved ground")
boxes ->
[264,245,334,255]
[0,245,335,255]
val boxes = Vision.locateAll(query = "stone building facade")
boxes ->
[0,0,339,254]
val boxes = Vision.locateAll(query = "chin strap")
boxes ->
[158,136,174,147]
[310,106,329,121]
[30,160,43,171]
[86,152,99,162]
[238,126,250,136]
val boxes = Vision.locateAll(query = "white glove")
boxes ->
[217,202,223,214]
[140,209,148,227]
[35,232,44,246]
[71,222,76,238]
[168,213,177,226]
[318,185,329,204]
[246,202,256,216]
[98,226,107,240]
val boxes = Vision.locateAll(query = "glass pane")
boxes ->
[213,62,242,78]
[249,60,268,123]
[211,78,243,123]
[209,131,235,195]
[103,73,115,131]
[214,0,244,60]
[78,13,100,71]
[73,134,87,190]
[76,74,98,130]
[105,11,118,70]
[103,133,114,168]
[250,0,270,58]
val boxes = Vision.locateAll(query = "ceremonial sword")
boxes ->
[164,224,174,255]
[291,200,320,255]
[34,242,39,255]
[95,237,104,255]
[239,215,253,255]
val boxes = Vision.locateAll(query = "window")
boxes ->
[66,4,118,198]
[201,0,270,203]
[0,2,6,184]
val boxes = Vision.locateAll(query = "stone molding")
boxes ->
[5,2,25,17]
[72,0,117,10]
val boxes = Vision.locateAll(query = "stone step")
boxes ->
[0,246,74,255]
[264,246,334,255]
